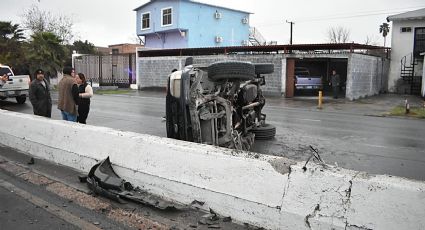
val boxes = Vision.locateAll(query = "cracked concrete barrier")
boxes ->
[0,110,424,230]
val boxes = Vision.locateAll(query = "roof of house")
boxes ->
[387,8,425,22]
[133,0,252,14]
[108,43,143,47]
[95,46,110,55]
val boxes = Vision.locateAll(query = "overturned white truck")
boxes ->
[166,59,276,151]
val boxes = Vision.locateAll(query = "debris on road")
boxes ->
[84,157,185,211]
[197,208,232,229]
[190,200,205,208]
[302,145,327,171]
[27,157,34,165]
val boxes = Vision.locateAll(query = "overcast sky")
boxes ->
[1,0,425,47]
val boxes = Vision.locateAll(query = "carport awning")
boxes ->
[137,43,389,57]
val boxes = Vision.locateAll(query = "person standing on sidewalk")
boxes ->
[330,70,340,99]
[58,67,79,122]
[29,69,52,118]
[76,73,93,124]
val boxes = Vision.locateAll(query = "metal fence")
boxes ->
[74,54,136,88]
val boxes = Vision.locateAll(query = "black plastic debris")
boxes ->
[190,200,205,207]
[84,157,184,210]
[27,157,34,165]
[303,145,327,171]
[222,216,232,222]
[78,175,87,183]
[198,208,231,228]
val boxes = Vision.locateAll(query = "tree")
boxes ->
[0,21,28,73]
[63,39,99,67]
[21,5,74,44]
[26,32,66,77]
[379,23,390,47]
[327,26,351,43]
[72,40,97,54]
[364,35,379,46]
[0,21,25,41]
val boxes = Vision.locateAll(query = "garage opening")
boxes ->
[288,58,348,98]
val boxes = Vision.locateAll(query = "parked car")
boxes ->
[165,59,276,151]
[294,67,322,91]
[0,64,30,104]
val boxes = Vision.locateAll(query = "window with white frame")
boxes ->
[162,7,172,26]
[141,12,150,30]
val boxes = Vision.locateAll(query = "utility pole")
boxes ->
[286,20,295,45]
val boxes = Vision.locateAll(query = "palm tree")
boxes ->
[0,21,25,41]
[0,21,26,66]
[27,32,66,77]
[379,23,390,47]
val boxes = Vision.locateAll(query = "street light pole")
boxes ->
[286,20,295,45]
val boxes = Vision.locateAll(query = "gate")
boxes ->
[74,54,136,88]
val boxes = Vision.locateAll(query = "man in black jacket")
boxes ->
[330,70,340,99]
[29,69,52,118]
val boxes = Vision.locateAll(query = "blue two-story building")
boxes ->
[134,0,252,48]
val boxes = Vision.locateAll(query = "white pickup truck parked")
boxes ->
[0,64,30,104]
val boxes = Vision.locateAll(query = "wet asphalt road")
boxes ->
[1,92,425,181]
[0,185,77,230]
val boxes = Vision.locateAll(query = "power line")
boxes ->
[254,5,425,27]
[296,10,414,23]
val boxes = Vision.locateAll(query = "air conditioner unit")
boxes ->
[242,17,249,24]
[214,12,222,19]
[241,40,249,46]
[215,36,223,43]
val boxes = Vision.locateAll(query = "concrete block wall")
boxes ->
[136,54,285,95]
[0,110,425,230]
[137,57,182,88]
[422,55,425,97]
[382,59,390,93]
[346,54,389,100]
[194,55,284,95]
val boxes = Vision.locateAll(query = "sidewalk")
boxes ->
[267,94,425,117]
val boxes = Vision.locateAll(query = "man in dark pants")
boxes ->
[330,70,340,99]
[29,69,52,117]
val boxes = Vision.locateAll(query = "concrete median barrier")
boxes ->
[0,109,424,229]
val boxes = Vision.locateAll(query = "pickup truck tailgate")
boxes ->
[0,75,30,91]
[295,75,322,89]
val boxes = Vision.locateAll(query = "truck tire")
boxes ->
[16,95,26,104]
[252,123,276,140]
[254,63,274,75]
[208,61,255,81]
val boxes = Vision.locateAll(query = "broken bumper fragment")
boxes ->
[84,157,184,210]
